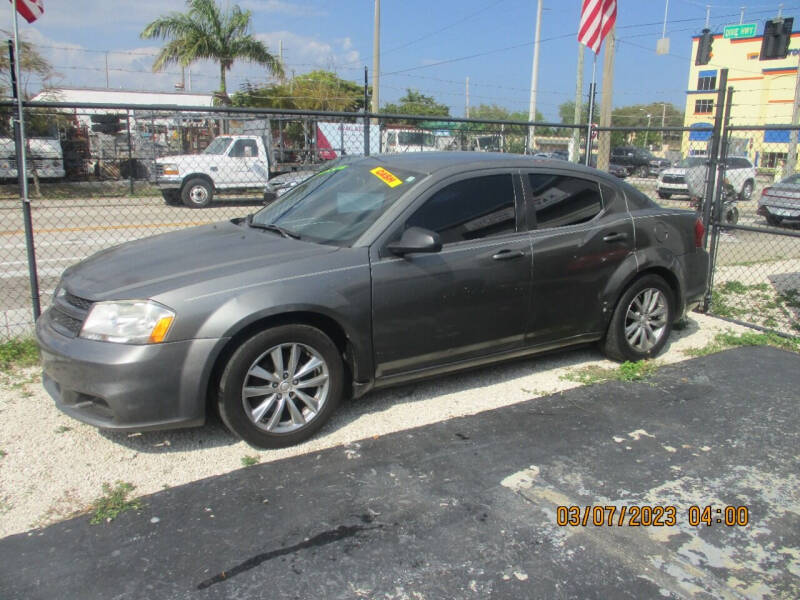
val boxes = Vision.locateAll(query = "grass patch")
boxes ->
[241,455,259,467]
[684,330,800,357]
[0,338,40,372]
[54,425,72,434]
[0,449,6,458]
[89,482,143,525]
[561,360,658,385]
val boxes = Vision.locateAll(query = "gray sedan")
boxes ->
[37,153,709,448]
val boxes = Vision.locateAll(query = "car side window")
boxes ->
[230,139,258,158]
[528,174,603,229]
[405,174,516,244]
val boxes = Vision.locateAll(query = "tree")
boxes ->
[0,31,55,100]
[558,100,590,125]
[382,90,450,118]
[609,103,685,148]
[141,0,284,102]
[232,71,366,112]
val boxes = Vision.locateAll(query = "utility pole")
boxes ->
[739,6,745,24]
[596,26,616,171]
[644,113,652,148]
[527,0,543,153]
[661,102,667,128]
[572,42,585,162]
[465,76,470,118]
[370,0,380,116]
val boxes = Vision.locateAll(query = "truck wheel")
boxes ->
[181,178,213,208]
[217,325,344,449]
[161,190,180,205]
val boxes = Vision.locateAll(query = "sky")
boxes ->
[2,0,800,121]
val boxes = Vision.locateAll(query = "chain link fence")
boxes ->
[2,101,799,339]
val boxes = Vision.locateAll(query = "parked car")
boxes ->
[611,146,671,178]
[533,151,568,161]
[758,173,800,226]
[37,153,709,449]
[672,156,756,202]
[657,156,707,199]
[582,156,629,179]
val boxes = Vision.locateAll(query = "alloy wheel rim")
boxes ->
[242,343,330,433]
[624,288,668,352]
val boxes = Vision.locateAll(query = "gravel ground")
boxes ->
[0,313,748,538]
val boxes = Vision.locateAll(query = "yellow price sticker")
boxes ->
[370,166,403,188]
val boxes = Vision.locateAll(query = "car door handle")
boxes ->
[492,249,525,261]
[602,232,628,243]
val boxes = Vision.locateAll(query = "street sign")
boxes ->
[723,23,757,39]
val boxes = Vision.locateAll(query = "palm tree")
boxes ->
[141,0,284,101]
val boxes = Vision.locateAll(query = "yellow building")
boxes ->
[683,22,799,167]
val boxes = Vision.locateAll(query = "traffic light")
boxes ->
[760,17,794,60]
[90,113,124,134]
[695,28,713,65]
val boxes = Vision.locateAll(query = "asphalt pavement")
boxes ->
[1,346,798,600]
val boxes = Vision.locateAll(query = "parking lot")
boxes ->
[2,345,798,600]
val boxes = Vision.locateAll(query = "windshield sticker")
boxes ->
[370,166,403,188]
[317,164,349,176]
[405,176,416,182]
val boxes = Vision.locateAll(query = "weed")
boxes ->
[89,482,143,525]
[241,455,259,467]
[0,449,6,458]
[0,497,11,514]
[0,338,40,371]
[720,280,749,294]
[684,330,800,357]
[561,360,658,385]
[55,425,72,434]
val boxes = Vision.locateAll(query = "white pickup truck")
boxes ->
[155,122,380,208]
[0,137,65,181]
[155,135,271,208]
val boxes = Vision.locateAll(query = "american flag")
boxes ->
[578,0,616,53]
[9,0,44,23]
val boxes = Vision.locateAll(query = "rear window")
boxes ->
[528,174,603,229]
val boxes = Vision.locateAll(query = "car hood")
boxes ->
[61,220,337,301]
[659,167,686,177]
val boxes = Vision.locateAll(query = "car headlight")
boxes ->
[161,163,180,176]
[80,300,175,344]
[51,282,66,305]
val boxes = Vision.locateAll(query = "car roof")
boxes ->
[344,151,618,183]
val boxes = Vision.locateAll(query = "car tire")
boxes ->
[740,180,754,201]
[635,166,648,178]
[603,275,674,362]
[161,190,180,205]
[181,177,214,208]
[657,191,671,199]
[723,205,739,226]
[766,213,783,227]
[217,324,344,449]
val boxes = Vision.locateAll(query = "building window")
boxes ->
[697,74,716,90]
[762,152,787,168]
[695,99,714,114]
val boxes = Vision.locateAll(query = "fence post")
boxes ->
[702,68,728,247]
[7,39,41,321]
[126,109,134,195]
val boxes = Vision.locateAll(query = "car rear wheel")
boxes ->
[740,180,754,201]
[217,325,344,448]
[181,178,213,208]
[766,213,783,227]
[657,191,671,199]
[723,205,739,226]
[603,275,674,362]
[161,190,180,205]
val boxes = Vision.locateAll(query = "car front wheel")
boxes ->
[181,178,214,208]
[217,325,344,448]
[603,275,674,362]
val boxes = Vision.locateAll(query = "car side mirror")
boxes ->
[387,227,442,256]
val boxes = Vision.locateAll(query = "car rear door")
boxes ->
[370,170,532,378]
[521,169,635,345]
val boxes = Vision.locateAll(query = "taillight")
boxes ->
[761,186,772,198]
[694,218,704,248]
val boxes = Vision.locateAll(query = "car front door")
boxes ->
[370,171,532,379]
[522,170,634,345]
[228,138,268,187]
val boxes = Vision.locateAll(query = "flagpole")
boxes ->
[584,53,597,166]
[11,0,41,320]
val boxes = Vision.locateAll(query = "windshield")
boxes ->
[203,137,232,155]
[252,162,423,246]
[676,157,705,168]
[398,131,435,147]
[779,173,800,185]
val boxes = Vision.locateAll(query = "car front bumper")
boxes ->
[657,182,689,195]
[758,204,800,218]
[156,175,182,190]
[36,309,225,432]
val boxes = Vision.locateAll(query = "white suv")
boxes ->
[657,156,756,200]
